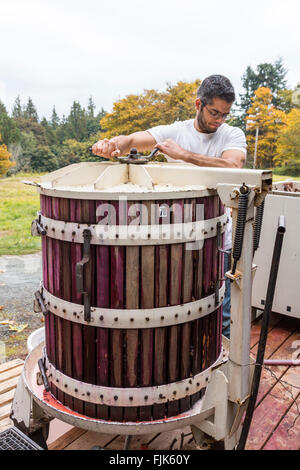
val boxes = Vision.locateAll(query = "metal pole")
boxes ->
[253,127,259,169]
[237,216,286,450]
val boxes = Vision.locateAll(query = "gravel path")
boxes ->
[0,252,44,362]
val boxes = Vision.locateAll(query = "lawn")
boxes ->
[0,170,299,257]
[0,173,42,256]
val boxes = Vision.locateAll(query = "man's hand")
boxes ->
[92,138,121,160]
[156,139,186,161]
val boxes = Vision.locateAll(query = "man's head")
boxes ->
[195,75,235,133]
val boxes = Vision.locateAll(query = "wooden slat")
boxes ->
[0,403,12,420]
[246,330,300,450]
[0,376,19,395]
[0,359,23,374]
[48,428,87,451]
[0,417,12,432]
[0,366,23,384]
[0,389,15,407]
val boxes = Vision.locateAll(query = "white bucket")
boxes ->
[27,327,45,353]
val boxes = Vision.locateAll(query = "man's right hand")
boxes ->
[92,138,121,160]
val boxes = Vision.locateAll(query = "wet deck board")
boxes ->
[0,313,299,450]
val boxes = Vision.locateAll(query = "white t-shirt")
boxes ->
[148,119,247,163]
[148,119,247,249]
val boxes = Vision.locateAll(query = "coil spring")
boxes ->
[231,184,250,275]
[253,199,265,254]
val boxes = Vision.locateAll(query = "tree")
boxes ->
[12,96,23,119]
[24,97,39,122]
[245,87,287,168]
[0,102,20,145]
[240,58,287,117]
[51,106,60,128]
[87,96,96,118]
[30,144,58,172]
[274,108,300,170]
[65,101,88,141]
[0,137,15,176]
[100,80,201,139]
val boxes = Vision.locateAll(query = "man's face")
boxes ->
[195,97,233,133]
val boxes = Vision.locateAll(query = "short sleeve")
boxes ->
[147,122,181,143]
[222,127,247,155]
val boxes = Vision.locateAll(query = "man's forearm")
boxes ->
[182,150,240,168]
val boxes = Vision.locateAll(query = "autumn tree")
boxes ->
[245,87,286,168]
[0,136,15,176]
[274,108,300,173]
[100,80,201,139]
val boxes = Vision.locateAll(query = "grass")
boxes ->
[0,170,299,257]
[0,172,42,256]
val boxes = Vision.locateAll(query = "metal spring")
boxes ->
[253,199,265,254]
[231,184,250,275]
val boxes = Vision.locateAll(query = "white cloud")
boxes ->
[1,0,300,119]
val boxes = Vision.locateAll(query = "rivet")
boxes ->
[130,318,134,322]
[116,233,119,238]
[189,379,192,384]
[197,382,200,387]
[211,227,213,231]
[52,227,55,231]
[114,395,118,401]
[100,315,104,321]
[145,317,150,322]
[129,396,133,401]
[208,304,211,308]
[187,310,191,315]
[75,388,78,392]
[204,231,207,235]
[87,392,90,396]
[63,309,66,313]
[185,387,189,391]
[47,302,50,306]
[45,226,48,230]
[64,384,68,388]
[206,377,209,382]
[161,316,164,320]
[175,313,178,318]
[72,231,76,236]
[173,390,177,395]
[147,233,151,238]
[159,394,165,399]
[73,312,77,316]
[61,230,65,234]
[54,305,57,309]
[144,395,148,400]
[77,315,80,319]
[199,307,202,312]
[100,394,104,399]
[56,379,59,383]
[114,317,118,322]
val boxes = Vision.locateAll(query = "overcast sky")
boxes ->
[1,0,300,119]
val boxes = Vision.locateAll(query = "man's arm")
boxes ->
[92,131,156,159]
[155,139,246,169]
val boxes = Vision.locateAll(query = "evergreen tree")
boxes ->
[24,97,39,122]
[66,101,88,141]
[87,96,96,117]
[12,95,23,119]
[51,106,60,128]
[239,58,287,117]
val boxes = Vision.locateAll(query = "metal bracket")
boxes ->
[76,229,92,322]
[31,212,46,237]
[33,290,48,316]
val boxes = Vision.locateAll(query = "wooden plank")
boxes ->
[0,403,12,420]
[0,359,23,374]
[0,389,15,407]
[262,392,300,450]
[245,330,300,450]
[48,428,87,451]
[0,366,24,384]
[0,417,12,432]
[0,376,19,395]
[63,431,117,451]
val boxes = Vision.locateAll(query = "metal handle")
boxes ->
[38,358,50,392]
[34,290,48,316]
[75,229,92,322]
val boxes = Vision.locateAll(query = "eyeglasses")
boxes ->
[204,106,230,121]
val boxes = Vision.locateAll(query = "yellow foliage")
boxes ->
[100,80,201,139]
[246,87,287,168]
[0,139,15,176]
[274,108,300,166]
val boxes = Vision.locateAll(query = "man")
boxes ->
[92,75,247,337]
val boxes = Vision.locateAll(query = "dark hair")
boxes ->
[197,75,235,105]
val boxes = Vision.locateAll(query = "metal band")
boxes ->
[44,348,226,407]
[38,213,228,246]
[41,283,225,329]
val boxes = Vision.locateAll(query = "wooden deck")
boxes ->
[0,312,299,450]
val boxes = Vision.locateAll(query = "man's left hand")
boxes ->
[155,139,186,161]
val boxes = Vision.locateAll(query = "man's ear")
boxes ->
[195,98,201,110]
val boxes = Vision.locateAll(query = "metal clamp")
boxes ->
[37,357,50,392]
[33,290,48,316]
[31,212,46,237]
[76,229,92,322]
